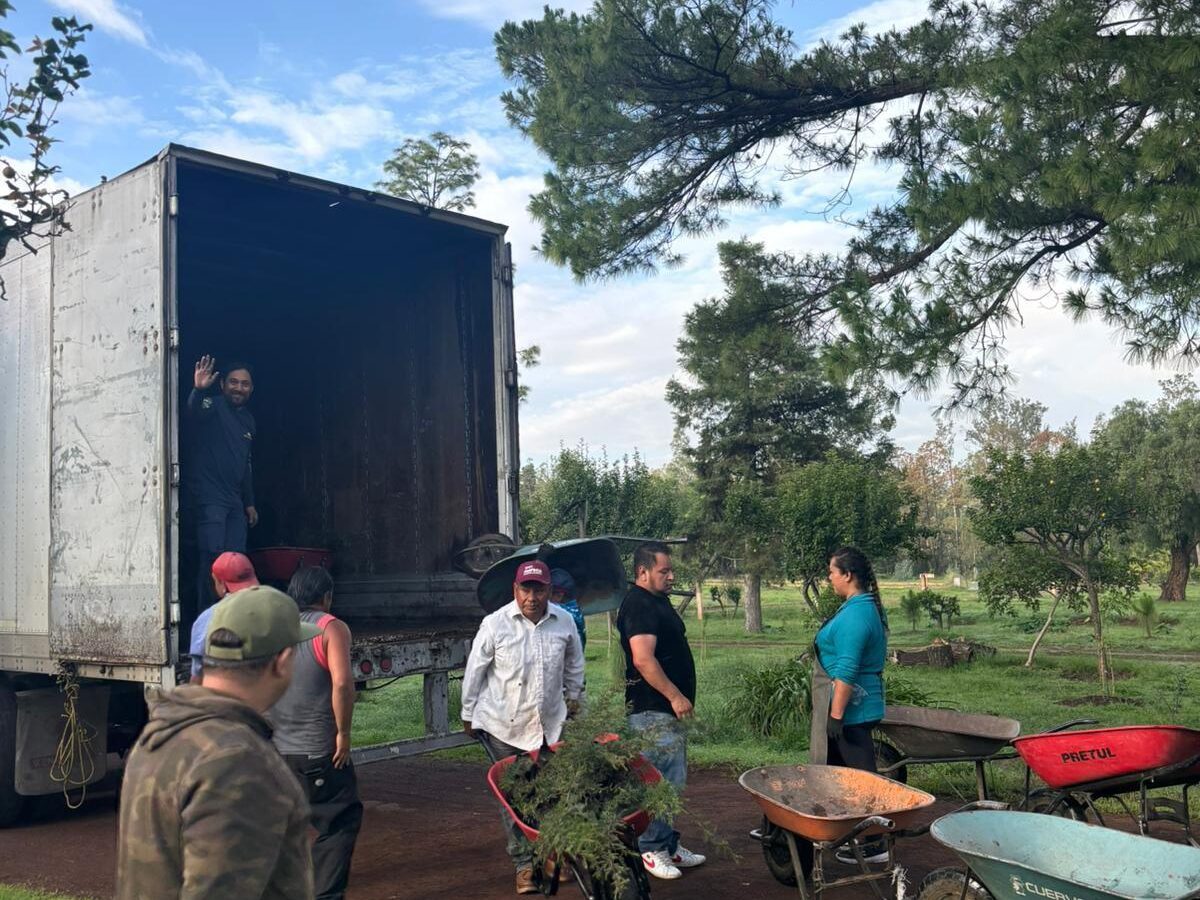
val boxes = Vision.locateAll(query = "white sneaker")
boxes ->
[670,845,706,868]
[835,845,889,865]
[640,850,683,879]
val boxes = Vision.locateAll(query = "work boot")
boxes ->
[515,866,538,895]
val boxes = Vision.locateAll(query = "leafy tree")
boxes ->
[1094,376,1200,601]
[775,455,917,613]
[899,590,923,632]
[917,590,960,630]
[516,344,541,403]
[966,397,1050,454]
[497,0,1200,404]
[666,240,893,632]
[970,445,1137,681]
[519,446,697,548]
[376,131,479,211]
[0,4,91,286]
[898,422,977,575]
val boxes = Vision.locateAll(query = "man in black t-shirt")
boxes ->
[617,542,706,881]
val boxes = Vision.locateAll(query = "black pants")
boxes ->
[284,755,364,900]
[828,722,885,855]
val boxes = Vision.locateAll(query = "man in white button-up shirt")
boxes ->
[462,560,585,894]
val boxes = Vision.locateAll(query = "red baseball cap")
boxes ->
[211,552,259,592]
[513,561,551,585]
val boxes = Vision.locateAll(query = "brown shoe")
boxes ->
[515,866,538,895]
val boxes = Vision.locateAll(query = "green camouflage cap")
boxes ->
[205,585,321,661]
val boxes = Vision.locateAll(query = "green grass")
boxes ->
[351,577,1200,803]
[0,887,88,900]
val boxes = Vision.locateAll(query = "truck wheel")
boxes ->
[0,677,25,826]
[917,868,991,900]
[873,739,908,784]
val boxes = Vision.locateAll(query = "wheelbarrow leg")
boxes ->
[783,830,814,900]
[974,761,988,802]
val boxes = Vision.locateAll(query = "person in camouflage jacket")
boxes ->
[118,586,322,899]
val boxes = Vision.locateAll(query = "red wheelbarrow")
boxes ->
[1012,724,1200,844]
[484,736,660,900]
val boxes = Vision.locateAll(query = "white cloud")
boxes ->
[802,0,932,45]
[48,0,148,46]
[414,0,594,30]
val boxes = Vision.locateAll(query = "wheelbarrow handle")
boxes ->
[826,815,894,851]
[1040,718,1099,734]
[955,800,1009,813]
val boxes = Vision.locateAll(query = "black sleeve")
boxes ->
[187,388,216,418]
[620,595,660,639]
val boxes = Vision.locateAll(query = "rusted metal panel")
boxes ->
[49,161,168,664]
[0,244,53,636]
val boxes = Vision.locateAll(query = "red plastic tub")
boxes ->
[248,547,332,583]
[485,735,661,842]
[1012,725,1200,789]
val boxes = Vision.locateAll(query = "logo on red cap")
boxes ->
[514,561,551,585]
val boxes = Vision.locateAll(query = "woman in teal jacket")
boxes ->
[812,546,889,863]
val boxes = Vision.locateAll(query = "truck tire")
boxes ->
[0,677,25,827]
[917,868,991,900]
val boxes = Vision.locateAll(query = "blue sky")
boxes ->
[14,0,1171,464]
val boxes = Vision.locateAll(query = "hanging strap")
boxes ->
[310,613,336,671]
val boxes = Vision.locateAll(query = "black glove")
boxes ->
[827,715,844,742]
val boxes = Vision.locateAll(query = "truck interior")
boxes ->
[173,157,502,647]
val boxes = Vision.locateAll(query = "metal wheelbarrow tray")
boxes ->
[925,809,1200,900]
[1012,724,1200,843]
[874,706,1022,800]
[741,764,937,899]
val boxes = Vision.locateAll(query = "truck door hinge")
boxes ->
[508,472,519,496]
[504,367,517,389]
[170,463,180,487]
[168,195,179,217]
[168,328,179,350]
[500,264,513,287]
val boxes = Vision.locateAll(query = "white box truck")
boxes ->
[0,145,521,823]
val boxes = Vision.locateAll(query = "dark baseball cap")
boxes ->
[514,561,551,585]
[204,585,321,662]
[550,568,576,594]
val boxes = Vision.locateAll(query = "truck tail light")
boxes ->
[359,659,373,676]
[380,657,393,673]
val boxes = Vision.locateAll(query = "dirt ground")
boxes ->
[0,757,1164,899]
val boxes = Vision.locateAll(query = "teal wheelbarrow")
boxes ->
[919,809,1200,900]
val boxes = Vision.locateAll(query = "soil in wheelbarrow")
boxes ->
[0,757,1189,899]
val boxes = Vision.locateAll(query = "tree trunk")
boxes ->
[1086,581,1109,684]
[1025,590,1063,668]
[801,578,821,616]
[743,572,763,633]
[1159,535,1195,602]
[694,581,704,621]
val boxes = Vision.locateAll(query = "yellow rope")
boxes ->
[49,663,95,810]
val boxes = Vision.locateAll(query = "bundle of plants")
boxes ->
[498,695,680,890]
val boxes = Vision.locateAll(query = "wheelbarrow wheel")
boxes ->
[917,867,992,900]
[1024,788,1089,821]
[569,857,648,900]
[873,739,908,784]
[760,817,813,886]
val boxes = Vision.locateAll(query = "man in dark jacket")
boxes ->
[617,541,706,881]
[117,586,321,900]
[189,354,258,609]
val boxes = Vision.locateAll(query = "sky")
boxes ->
[11,0,1174,465]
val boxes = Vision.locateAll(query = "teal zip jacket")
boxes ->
[814,593,887,726]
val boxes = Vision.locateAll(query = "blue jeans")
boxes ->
[196,503,247,608]
[629,710,686,854]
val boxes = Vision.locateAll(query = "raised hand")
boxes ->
[194,355,219,390]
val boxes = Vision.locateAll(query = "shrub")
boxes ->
[726,584,742,610]
[725,657,812,739]
[917,590,960,629]
[899,590,924,631]
[1131,594,1157,638]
